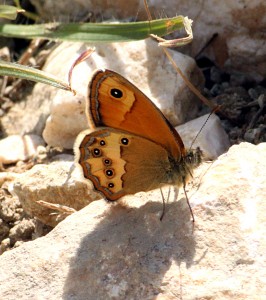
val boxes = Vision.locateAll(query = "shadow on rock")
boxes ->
[63,198,196,299]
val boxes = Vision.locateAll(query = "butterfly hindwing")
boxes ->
[75,128,172,200]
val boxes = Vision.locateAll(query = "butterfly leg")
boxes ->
[159,186,171,221]
[65,163,75,184]
[182,178,195,223]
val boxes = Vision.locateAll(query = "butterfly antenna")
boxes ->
[182,178,195,223]
[189,107,218,151]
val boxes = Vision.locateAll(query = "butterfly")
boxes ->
[74,69,202,213]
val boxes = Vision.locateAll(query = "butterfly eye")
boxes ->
[105,168,114,178]
[103,158,112,166]
[108,182,114,189]
[110,88,123,99]
[92,148,102,157]
[121,137,129,145]
[99,139,106,146]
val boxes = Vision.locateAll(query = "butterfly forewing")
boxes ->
[89,69,185,160]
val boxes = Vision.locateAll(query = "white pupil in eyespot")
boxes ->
[111,88,123,98]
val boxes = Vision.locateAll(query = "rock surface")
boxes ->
[12,160,100,227]
[0,142,265,299]
[177,113,230,160]
[0,134,45,164]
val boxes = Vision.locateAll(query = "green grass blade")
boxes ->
[0,60,71,91]
[0,16,186,42]
[0,5,25,20]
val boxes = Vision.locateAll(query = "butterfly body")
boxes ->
[75,69,202,201]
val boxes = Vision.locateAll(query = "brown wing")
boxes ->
[88,69,185,160]
[75,128,173,201]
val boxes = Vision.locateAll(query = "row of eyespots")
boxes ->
[91,137,129,158]
[90,136,129,190]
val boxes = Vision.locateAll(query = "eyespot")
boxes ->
[110,88,123,99]
[99,139,106,146]
[108,182,114,189]
[105,168,114,178]
[92,148,102,157]
[103,158,112,166]
[121,137,129,145]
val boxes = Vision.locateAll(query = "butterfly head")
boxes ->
[182,146,203,182]
[184,147,202,170]
[167,146,202,187]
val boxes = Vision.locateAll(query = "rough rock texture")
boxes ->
[0,77,59,137]
[29,0,266,79]
[0,142,265,299]
[12,160,100,227]
[177,113,230,160]
[41,40,204,148]
[0,181,39,254]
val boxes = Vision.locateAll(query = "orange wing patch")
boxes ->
[88,69,185,160]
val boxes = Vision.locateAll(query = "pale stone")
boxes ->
[0,134,45,164]
[12,161,100,227]
[0,238,10,254]
[0,78,58,136]
[9,219,35,241]
[42,39,204,149]
[177,114,231,160]
[0,194,21,223]
[226,34,266,77]
[0,142,265,299]
[0,172,18,187]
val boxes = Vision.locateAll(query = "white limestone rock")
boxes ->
[1,142,265,299]
[12,160,100,227]
[0,134,45,164]
[177,114,231,160]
